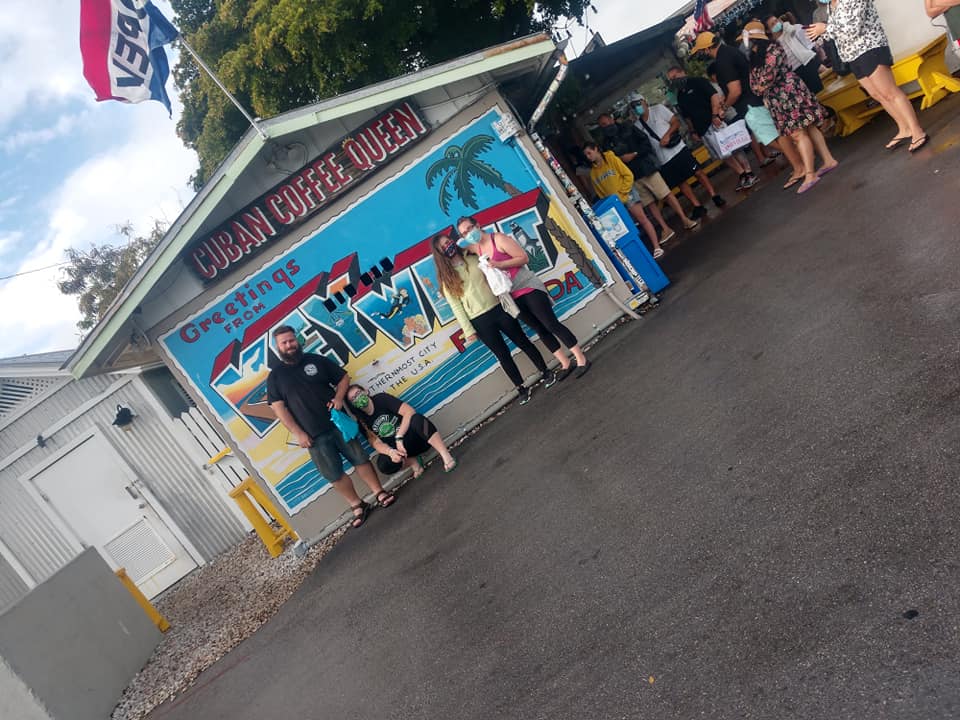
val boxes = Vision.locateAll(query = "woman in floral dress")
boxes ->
[745,22,839,194]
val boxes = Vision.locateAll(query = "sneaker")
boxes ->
[683,218,700,231]
[691,205,708,219]
[759,156,776,168]
[661,229,677,245]
[741,173,759,189]
[554,366,573,382]
[517,386,532,405]
[712,194,726,208]
[735,174,747,191]
[540,370,558,388]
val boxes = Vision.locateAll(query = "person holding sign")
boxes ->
[267,325,395,529]
[431,233,553,405]
[347,384,457,476]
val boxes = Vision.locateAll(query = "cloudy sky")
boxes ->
[0,0,689,359]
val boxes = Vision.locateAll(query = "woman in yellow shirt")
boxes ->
[431,232,552,405]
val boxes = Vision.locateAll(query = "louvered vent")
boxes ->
[0,377,61,418]
[104,519,176,583]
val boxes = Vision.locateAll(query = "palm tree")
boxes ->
[425,134,520,215]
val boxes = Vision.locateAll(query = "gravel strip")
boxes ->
[112,529,344,720]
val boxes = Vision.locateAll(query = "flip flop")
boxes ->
[797,177,820,195]
[443,459,458,473]
[783,175,804,190]
[653,247,664,259]
[885,135,910,150]
[816,163,839,178]
[909,135,929,153]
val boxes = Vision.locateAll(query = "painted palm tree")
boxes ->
[425,134,520,215]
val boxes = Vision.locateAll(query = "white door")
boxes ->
[28,431,197,598]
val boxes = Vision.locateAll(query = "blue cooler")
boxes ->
[590,195,669,294]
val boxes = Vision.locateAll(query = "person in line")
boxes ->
[582,142,665,258]
[431,232,554,404]
[596,112,700,245]
[267,325,395,530]
[630,92,726,218]
[346,384,457,477]
[457,216,591,379]
[747,22,839,194]
[667,66,755,189]
[692,30,808,190]
[807,0,928,152]
[766,14,824,94]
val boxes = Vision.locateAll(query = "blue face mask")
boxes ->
[772,22,783,32]
[457,227,482,247]
[817,0,829,4]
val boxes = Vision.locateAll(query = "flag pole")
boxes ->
[178,36,269,140]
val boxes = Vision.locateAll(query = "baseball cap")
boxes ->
[627,91,645,104]
[691,32,718,55]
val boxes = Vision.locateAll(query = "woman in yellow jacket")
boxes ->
[431,232,553,405]
[583,142,665,258]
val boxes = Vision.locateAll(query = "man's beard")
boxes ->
[279,346,303,364]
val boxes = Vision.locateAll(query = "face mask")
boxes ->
[351,392,370,409]
[817,0,829,4]
[771,22,783,32]
[442,242,459,257]
[457,227,482,247]
[632,103,645,116]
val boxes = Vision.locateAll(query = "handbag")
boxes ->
[704,119,751,158]
[330,408,360,440]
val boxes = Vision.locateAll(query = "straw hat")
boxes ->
[737,21,769,42]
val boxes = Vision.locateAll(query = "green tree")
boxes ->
[425,135,521,215]
[171,0,591,187]
[57,221,167,333]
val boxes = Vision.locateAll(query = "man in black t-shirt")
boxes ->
[692,30,806,189]
[267,325,395,528]
[666,65,755,189]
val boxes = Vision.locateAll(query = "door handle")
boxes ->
[124,485,140,500]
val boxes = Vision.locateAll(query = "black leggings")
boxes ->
[515,289,578,353]
[471,305,547,387]
[375,414,437,475]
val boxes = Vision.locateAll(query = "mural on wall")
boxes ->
[161,106,612,514]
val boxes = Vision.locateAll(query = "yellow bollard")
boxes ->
[115,568,171,632]
[228,477,299,558]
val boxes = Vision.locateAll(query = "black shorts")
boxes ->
[658,147,701,189]
[797,58,824,94]
[374,414,437,475]
[848,45,893,80]
[308,428,369,481]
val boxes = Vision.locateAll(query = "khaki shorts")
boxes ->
[633,172,671,205]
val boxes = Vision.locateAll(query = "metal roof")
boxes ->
[65,33,558,378]
[0,350,74,367]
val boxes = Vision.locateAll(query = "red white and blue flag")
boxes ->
[79,0,179,114]
[694,0,714,32]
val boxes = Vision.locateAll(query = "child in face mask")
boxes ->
[347,384,457,476]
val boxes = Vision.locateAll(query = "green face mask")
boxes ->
[351,393,370,409]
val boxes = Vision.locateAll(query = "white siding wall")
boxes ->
[0,373,247,612]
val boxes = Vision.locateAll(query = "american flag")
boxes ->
[694,0,714,32]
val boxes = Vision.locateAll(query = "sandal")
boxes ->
[885,135,910,150]
[908,135,929,153]
[783,175,804,190]
[797,177,820,195]
[376,490,396,508]
[816,163,839,178]
[350,502,369,529]
[652,247,665,259]
[443,459,458,473]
